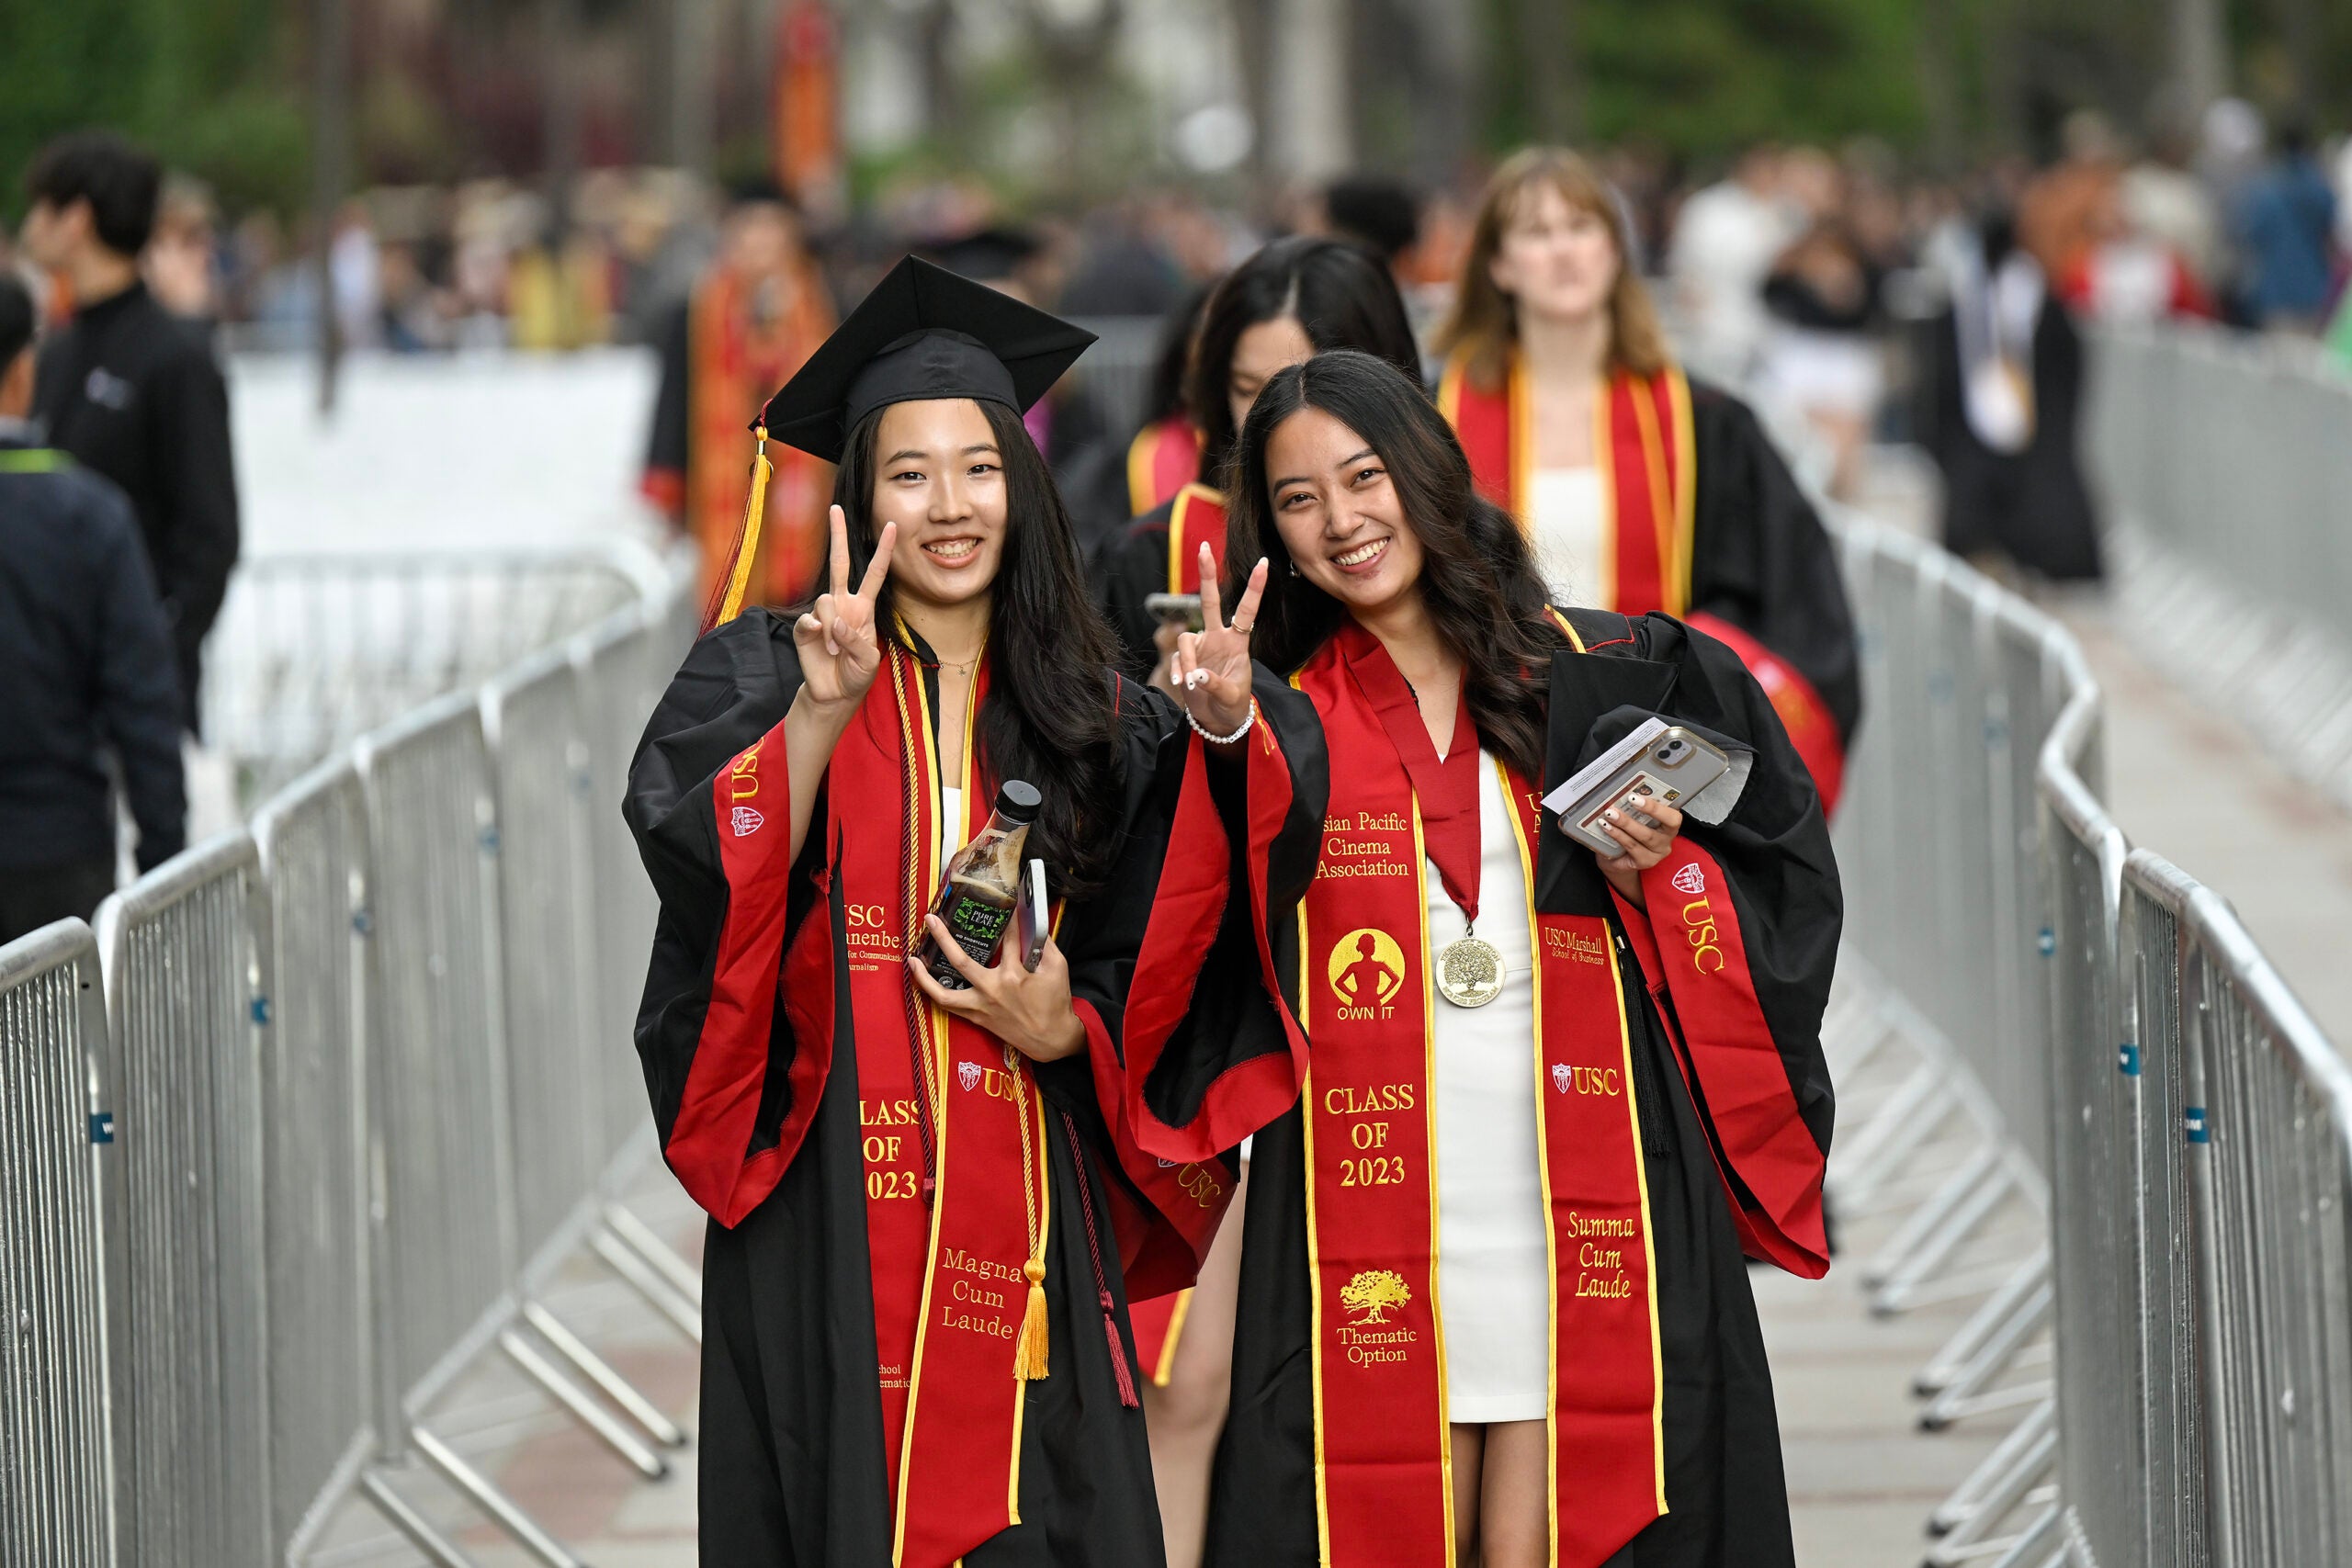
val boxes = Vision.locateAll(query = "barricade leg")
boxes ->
[601,1201,704,1312]
[498,1327,670,1478]
[1916,1249,2048,1395]
[358,1471,482,1568]
[1872,1161,2019,1315]
[1922,1417,2056,1566]
[520,1298,688,1448]
[1919,1282,2052,1430]
[1862,1144,2006,1289]
[410,1424,588,1568]
[1828,1062,1957,1208]
[1981,1505,2065,1568]
[1928,1398,2054,1536]
[593,1226,704,1343]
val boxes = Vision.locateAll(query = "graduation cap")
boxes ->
[921,225,1044,286]
[706,255,1095,630]
[757,254,1093,464]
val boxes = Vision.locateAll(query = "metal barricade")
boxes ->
[483,644,688,1470]
[205,547,651,808]
[0,920,119,1568]
[2125,850,2352,1567]
[93,837,273,1568]
[351,695,547,1519]
[249,761,381,1562]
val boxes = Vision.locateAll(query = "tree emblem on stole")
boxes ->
[1341,1269,1411,1324]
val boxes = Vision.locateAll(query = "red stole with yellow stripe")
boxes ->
[1165,483,1229,593]
[805,645,1057,1568]
[1290,622,1666,1568]
[1127,415,1204,518]
[1439,353,1694,616]
[1438,352,1848,812]
[686,264,834,607]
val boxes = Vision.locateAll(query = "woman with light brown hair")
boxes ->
[1434,147,1862,812]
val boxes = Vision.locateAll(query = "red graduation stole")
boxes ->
[1438,351,1694,616]
[1164,482,1229,593]
[808,646,1057,1568]
[1438,351,1846,813]
[1289,621,1668,1568]
[1126,414,1204,517]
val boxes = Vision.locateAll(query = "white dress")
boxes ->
[1527,466,1607,611]
[1430,753,1550,1424]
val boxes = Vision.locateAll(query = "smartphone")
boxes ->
[1542,720,1731,857]
[1019,859,1050,971]
[1144,592,1204,630]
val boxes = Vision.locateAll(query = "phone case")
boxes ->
[1546,724,1730,857]
[1019,860,1049,970]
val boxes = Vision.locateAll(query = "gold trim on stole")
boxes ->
[1165,481,1224,594]
[1409,800,1459,1564]
[1508,353,1534,539]
[1591,378,1618,612]
[1290,676,1337,1565]
[893,654,954,1564]
[1666,368,1697,617]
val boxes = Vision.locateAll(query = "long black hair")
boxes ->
[1188,236,1423,485]
[1222,349,1571,781]
[829,398,1125,898]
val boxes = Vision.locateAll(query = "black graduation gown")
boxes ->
[1919,301,2103,581]
[624,609,1328,1566]
[1095,496,1182,686]
[1189,611,1840,1568]
[1684,382,1863,750]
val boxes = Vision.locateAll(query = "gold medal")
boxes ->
[1434,931,1504,1008]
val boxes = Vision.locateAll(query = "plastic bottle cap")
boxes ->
[995,780,1042,823]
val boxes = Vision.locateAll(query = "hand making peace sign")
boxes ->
[1168,543,1270,740]
[795,506,898,712]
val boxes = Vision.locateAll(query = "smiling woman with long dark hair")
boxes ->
[1188,349,1842,1568]
[622,259,1327,1567]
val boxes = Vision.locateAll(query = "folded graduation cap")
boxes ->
[758,254,1095,464]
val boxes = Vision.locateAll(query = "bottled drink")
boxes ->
[917,780,1040,988]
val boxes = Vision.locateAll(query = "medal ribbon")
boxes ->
[1336,621,1481,927]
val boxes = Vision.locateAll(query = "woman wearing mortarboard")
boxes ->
[1179,349,1838,1568]
[1433,148,1861,813]
[623,258,1326,1565]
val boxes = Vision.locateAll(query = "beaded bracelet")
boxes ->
[1185,696,1259,746]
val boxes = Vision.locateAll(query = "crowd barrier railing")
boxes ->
[1833,487,2352,1565]
[2084,324,2352,815]
[0,921,118,1568]
[0,545,695,1567]
[93,836,275,1568]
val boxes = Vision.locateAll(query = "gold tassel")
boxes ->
[1017,1256,1050,1380]
[715,425,774,628]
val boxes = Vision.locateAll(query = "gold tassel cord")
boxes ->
[715,424,774,628]
[1012,1048,1050,1381]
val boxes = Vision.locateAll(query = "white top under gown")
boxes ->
[1430,753,1550,1424]
[1527,465,1606,611]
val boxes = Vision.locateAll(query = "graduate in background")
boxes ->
[624,258,1327,1566]
[642,183,835,608]
[1919,213,2102,583]
[1122,284,1211,521]
[1175,349,1837,1568]
[1098,237,1424,686]
[1433,148,1860,812]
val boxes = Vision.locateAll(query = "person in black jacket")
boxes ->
[20,130,240,734]
[0,271,186,942]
